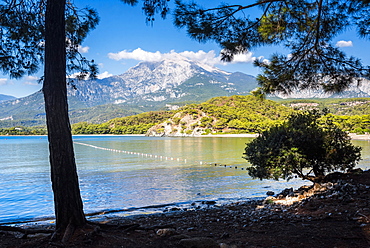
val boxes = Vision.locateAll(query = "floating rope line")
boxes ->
[73,141,189,163]
[73,141,248,171]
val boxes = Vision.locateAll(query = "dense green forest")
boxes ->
[71,95,293,135]
[1,96,370,135]
[72,111,175,134]
[279,98,370,115]
[0,126,46,135]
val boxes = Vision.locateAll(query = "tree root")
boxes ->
[0,225,53,239]
[61,222,75,244]
[50,223,101,246]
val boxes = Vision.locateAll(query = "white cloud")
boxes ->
[256,56,270,65]
[231,51,256,64]
[336,40,353,48]
[78,45,90,53]
[68,70,113,80]
[97,71,113,79]
[23,76,39,85]
[178,50,222,65]
[0,78,7,85]
[67,72,83,79]
[26,76,39,81]
[24,81,39,86]
[108,48,163,62]
[108,48,256,66]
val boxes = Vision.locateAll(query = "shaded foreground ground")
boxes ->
[1,170,370,248]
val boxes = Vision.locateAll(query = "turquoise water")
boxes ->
[0,135,369,224]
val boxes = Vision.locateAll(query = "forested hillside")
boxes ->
[72,111,175,134]
[2,96,370,135]
[280,98,370,115]
[147,95,294,136]
[71,95,294,135]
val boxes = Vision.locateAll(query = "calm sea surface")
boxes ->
[1,135,369,224]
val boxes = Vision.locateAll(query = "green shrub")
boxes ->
[244,111,362,182]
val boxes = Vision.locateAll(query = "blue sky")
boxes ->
[1,0,369,98]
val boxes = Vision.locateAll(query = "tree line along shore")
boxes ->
[1,95,370,136]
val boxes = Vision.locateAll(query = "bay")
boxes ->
[0,135,369,224]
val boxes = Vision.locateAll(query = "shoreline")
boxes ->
[1,133,368,140]
[2,170,369,247]
[348,133,370,140]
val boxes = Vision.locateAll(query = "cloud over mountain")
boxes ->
[108,48,256,66]
[97,71,113,79]
[23,76,39,86]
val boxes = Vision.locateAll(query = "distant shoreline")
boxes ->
[193,133,370,140]
[0,133,368,140]
[348,133,370,140]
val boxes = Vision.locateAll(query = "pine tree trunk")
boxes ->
[43,0,86,231]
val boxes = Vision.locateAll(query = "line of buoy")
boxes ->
[73,141,192,164]
[73,142,248,171]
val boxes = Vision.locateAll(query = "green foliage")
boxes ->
[279,98,370,115]
[0,119,45,128]
[244,111,362,182]
[70,95,294,135]
[327,114,370,134]
[4,95,370,135]
[172,117,181,125]
[185,129,193,135]
[130,0,370,94]
[71,111,174,135]
[190,95,293,133]
[199,116,213,128]
[277,98,370,133]
[0,126,46,135]
[0,1,99,79]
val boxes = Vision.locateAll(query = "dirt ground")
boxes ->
[1,170,370,248]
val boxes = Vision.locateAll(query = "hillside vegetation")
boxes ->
[72,111,175,134]
[72,95,294,135]
[147,95,293,136]
[279,98,370,115]
[279,98,370,134]
[2,96,370,135]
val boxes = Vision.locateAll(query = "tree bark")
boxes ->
[43,0,86,231]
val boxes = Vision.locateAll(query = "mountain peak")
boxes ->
[0,58,259,124]
[120,55,230,78]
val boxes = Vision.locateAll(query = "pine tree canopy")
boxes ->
[127,0,370,95]
[0,0,99,80]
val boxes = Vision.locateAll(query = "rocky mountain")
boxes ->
[0,94,16,103]
[0,57,258,126]
[1,55,370,127]
[67,58,258,106]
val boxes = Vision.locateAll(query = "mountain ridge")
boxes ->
[0,58,258,125]
[1,57,370,127]
[0,94,16,103]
